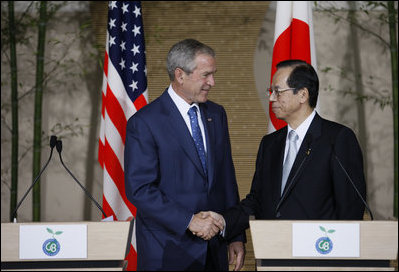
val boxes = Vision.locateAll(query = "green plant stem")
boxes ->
[8,1,19,222]
[387,1,398,219]
[32,1,47,222]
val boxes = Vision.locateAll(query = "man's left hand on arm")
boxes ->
[229,241,245,271]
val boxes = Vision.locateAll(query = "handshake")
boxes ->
[188,211,225,240]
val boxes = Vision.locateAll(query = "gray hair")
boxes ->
[166,39,215,81]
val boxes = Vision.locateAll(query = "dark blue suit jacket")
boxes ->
[223,113,367,240]
[125,90,244,270]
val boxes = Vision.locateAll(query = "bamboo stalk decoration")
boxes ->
[32,1,47,222]
[387,1,398,219]
[8,1,19,222]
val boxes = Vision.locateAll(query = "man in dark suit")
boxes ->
[124,39,245,271]
[203,59,366,240]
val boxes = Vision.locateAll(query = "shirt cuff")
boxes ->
[187,214,194,229]
[220,216,226,237]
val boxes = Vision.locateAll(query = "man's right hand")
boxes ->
[200,211,225,227]
[188,212,224,240]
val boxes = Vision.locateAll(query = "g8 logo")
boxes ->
[42,238,61,256]
[42,228,63,256]
[315,226,335,255]
[315,237,333,254]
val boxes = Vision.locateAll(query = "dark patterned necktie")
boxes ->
[188,106,207,176]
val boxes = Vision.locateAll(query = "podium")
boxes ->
[250,220,398,271]
[1,221,132,271]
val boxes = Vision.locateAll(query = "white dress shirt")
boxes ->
[168,85,207,152]
[168,85,209,231]
[284,110,316,164]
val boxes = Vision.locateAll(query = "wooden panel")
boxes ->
[1,223,19,261]
[360,221,398,260]
[1,221,130,262]
[250,220,398,260]
[256,266,395,271]
[87,221,130,260]
[251,220,292,259]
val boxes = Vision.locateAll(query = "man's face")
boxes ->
[179,53,216,104]
[270,67,302,123]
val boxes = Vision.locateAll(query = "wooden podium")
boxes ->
[1,221,132,271]
[250,220,398,271]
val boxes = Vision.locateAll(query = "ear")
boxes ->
[299,88,309,104]
[175,68,185,84]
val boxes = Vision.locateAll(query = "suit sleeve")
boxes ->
[332,127,366,219]
[223,136,266,240]
[219,106,247,244]
[124,115,193,236]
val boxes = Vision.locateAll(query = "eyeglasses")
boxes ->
[267,87,296,98]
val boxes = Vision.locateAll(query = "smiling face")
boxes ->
[174,53,216,104]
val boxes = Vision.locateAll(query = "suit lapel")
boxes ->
[272,128,288,204]
[279,114,323,202]
[160,91,206,178]
[200,104,214,190]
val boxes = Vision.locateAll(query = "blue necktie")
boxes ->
[188,106,207,176]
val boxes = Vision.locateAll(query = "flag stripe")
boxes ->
[105,83,128,143]
[126,245,137,271]
[104,137,137,213]
[106,60,137,120]
[100,2,148,269]
[103,51,109,78]
[104,111,124,167]
[99,138,105,168]
[133,92,148,111]
[102,194,117,220]
[103,166,135,220]
[101,91,106,119]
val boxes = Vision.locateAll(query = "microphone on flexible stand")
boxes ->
[12,135,58,222]
[331,142,374,220]
[55,139,107,218]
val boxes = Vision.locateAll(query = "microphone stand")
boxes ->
[55,140,107,218]
[11,136,58,222]
[333,153,374,220]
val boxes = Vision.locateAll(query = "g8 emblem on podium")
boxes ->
[42,238,60,256]
[42,228,63,256]
[315,226,335,255]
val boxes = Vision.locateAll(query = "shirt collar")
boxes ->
[287,110,316,143]
[168,85,199,115]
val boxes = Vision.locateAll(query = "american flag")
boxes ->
[268,1,317,133]
[98,1,148,270]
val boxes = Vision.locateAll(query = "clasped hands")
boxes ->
[188,211,245,271]
[188,211,224,240]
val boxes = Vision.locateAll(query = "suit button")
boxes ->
[276,212,281,218]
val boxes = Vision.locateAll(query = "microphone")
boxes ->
[275,136,312,217]
[55,139,107,218]
[12,135,58,222]
[331,141,374,220]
